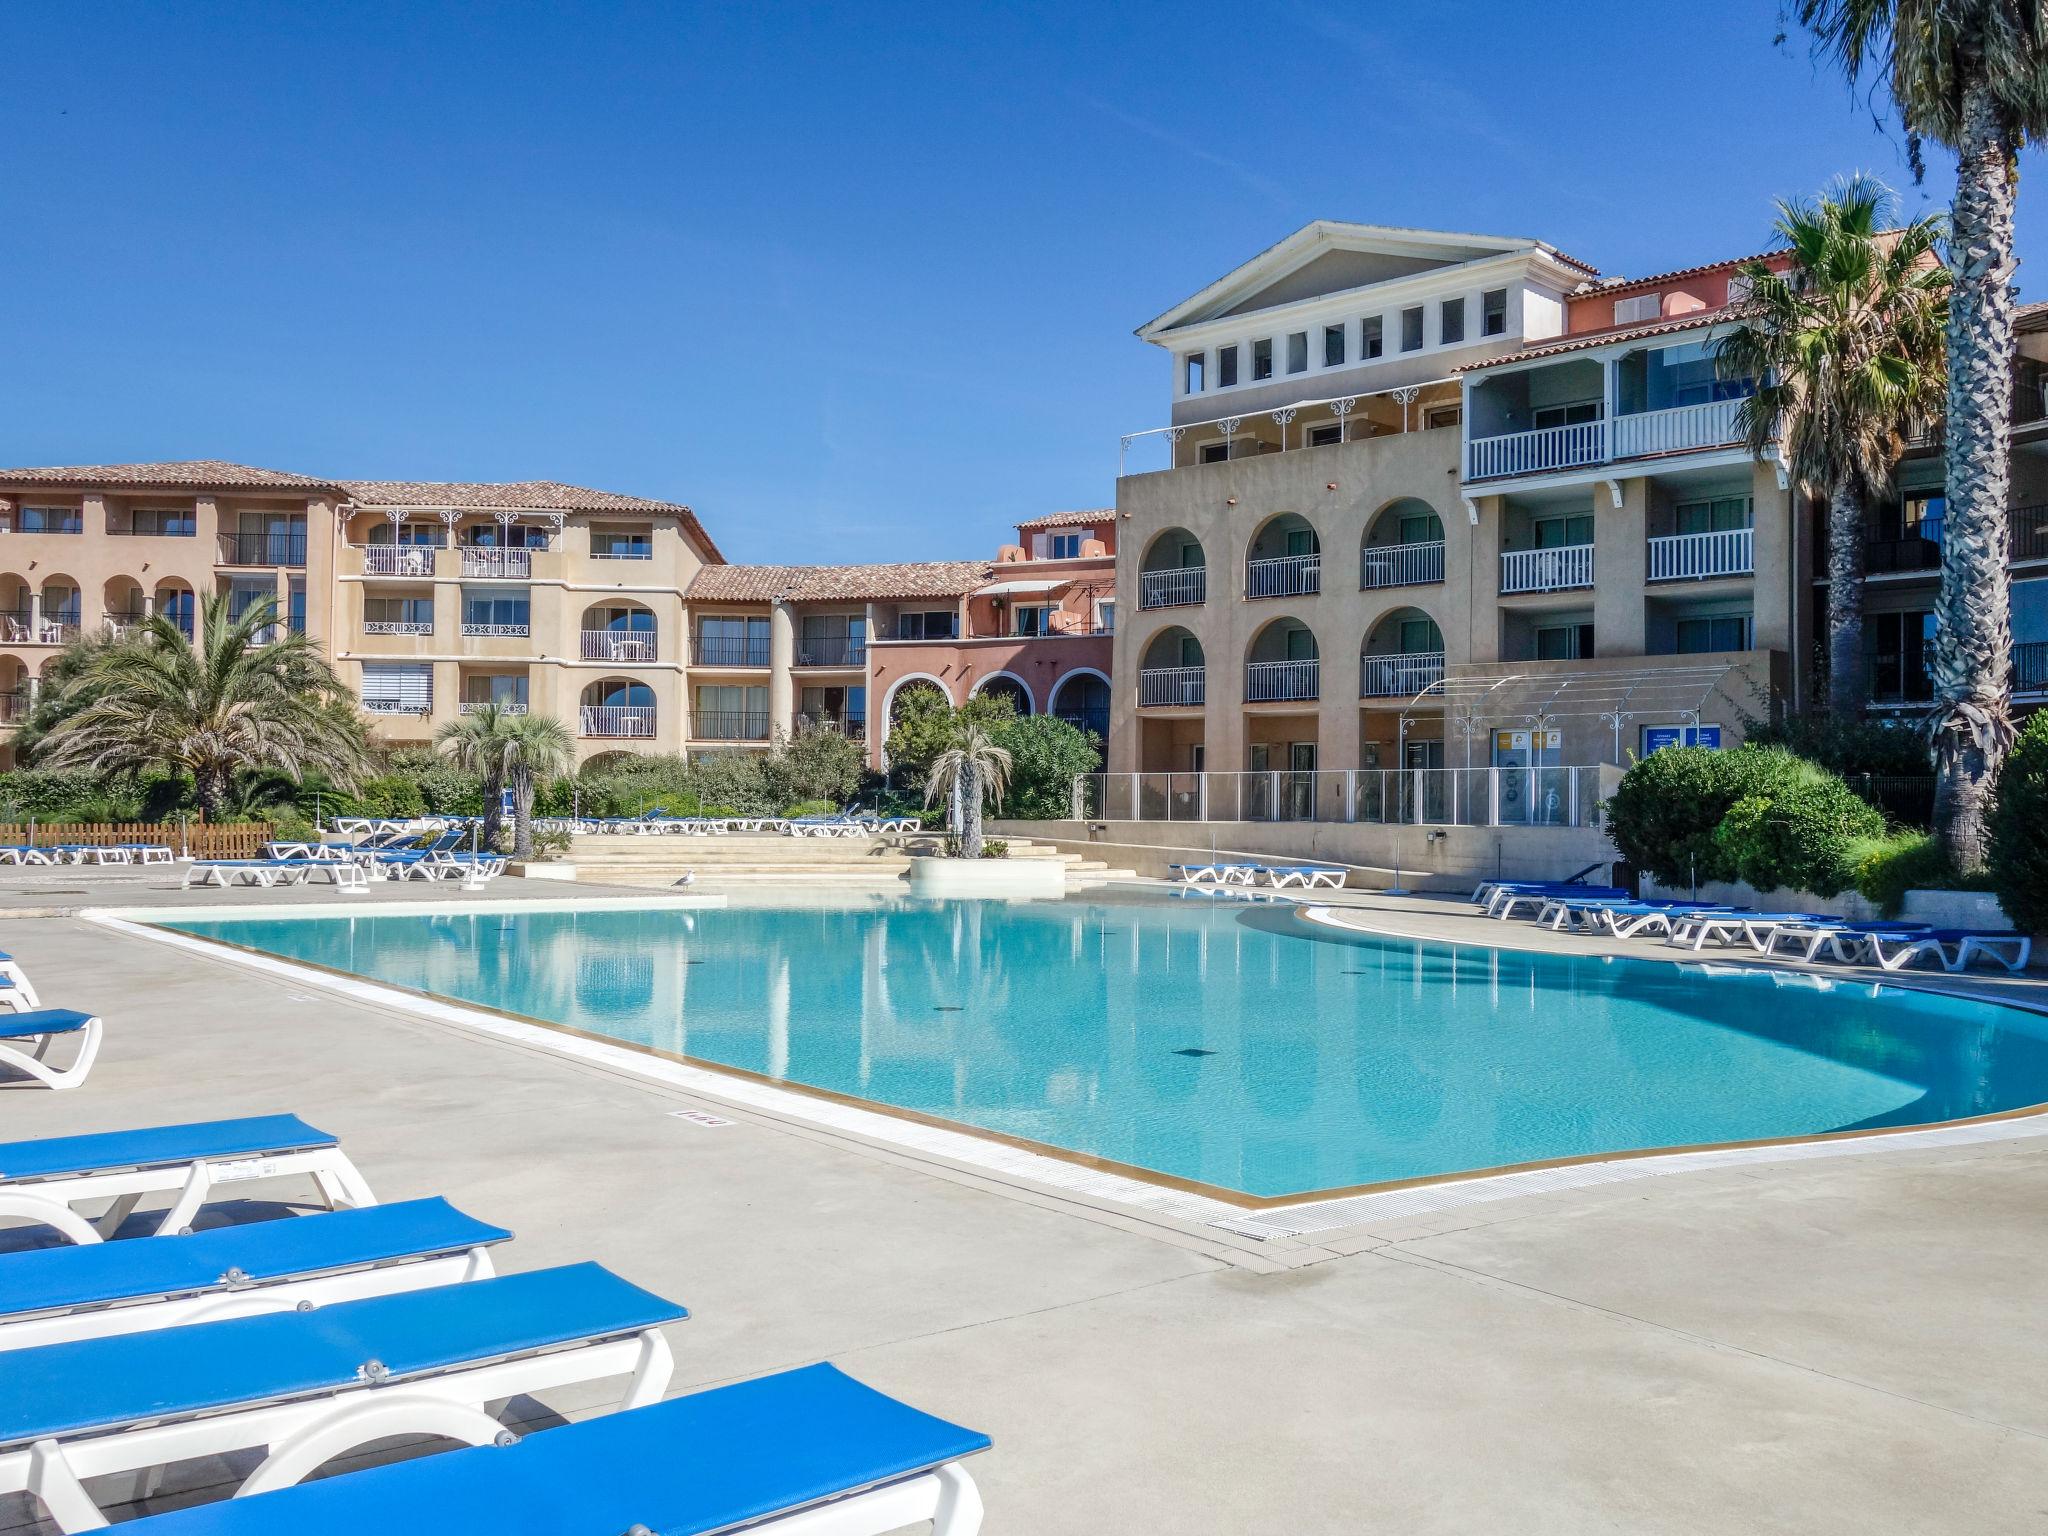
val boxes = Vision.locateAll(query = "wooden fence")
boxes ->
[0,822,275,858]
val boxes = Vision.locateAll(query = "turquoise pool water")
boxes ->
[160,895,2048,1199]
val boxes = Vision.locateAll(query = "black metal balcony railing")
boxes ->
[796,637,866,667]
[1055,709,1110,740]
[694,637,770,667]
[218,531,307,567]
[1864,535,1943,574]
[0,689,25,723]
[693,710,770,741]
[2016,639,2048,692]
[801,712,866,740]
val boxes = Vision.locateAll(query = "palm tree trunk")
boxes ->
[1824,477,1869,715]
[961,758,982,858]
[195,765,228,825]
[1932,69,2020,872]
[512,772,535,860]
[480,771,505,851]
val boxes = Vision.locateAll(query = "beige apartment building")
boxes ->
[1108,220,2048,826]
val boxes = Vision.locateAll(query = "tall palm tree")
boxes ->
[501,712,573,859]
[38,592,367,820]
[433,704,517,850]
[1715,175,1949,715]
[1794,0,2048,864]
[923,722,1012,858]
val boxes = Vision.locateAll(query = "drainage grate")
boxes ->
[1173,1047,1217,1057]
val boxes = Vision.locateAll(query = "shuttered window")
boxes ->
[361,662,432,715]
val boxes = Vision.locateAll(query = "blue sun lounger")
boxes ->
[0,1262,686,1533]
[115,1361,989,1536]
[0,1113,377,1245]
[0,1007,102,1091]
[0,1196,510,1350]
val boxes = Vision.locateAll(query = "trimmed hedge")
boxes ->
[1989,712,2048,934]
[1604,745,1814,886]
[1712,772,1885,897]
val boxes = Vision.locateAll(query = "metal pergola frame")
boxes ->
[1393,663,1744,768]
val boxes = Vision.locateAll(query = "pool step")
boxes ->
[561,832,1123,888]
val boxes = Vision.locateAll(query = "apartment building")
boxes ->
[0,460,1116,771]
[1110,219,2048,821]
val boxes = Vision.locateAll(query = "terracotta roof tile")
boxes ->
[1461,311,1728,372]
[0,459,341,491]
[1572,250,1782,298]
[340,480,724,563]
[1014,508,1114,531]
[686,560,992,603]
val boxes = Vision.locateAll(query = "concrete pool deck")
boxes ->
[2,884,2047,1531]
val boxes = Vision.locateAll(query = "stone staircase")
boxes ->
[563,831,1133,888]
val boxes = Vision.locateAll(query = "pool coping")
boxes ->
[86,899,2048,1242]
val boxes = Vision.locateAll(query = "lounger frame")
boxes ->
[0,1012,101,1092]
[0,1144,378,1246]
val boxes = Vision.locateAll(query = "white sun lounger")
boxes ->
[1761,921,1932,964]
[1863,927,2033,974]
[0,1262,684,1534]
[0,1009,102,1092]
[0,1114,377,1246]
[109,1361,988,1536]
[0,847,55,866]
[115,844,176,864]
[1168,863,1258,885]
[0,948,44,1010]
[1257,865,1347,889]
[182,861,308,890]
[0,1196,509,1350]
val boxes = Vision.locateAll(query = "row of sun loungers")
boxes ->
[0,844,175,866]
[556,812,922,836]
[1475,880,2032,975]
[0,1112,993,1533]
[1170,862,1349,889]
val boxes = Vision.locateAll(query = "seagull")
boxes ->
[672,870,695,887]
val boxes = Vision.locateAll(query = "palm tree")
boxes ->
[38,592,367,820]
[922,722,1012,858]
[501,712,573,858]
[1793,1,2048,864]
[1715,175,1949,715]
[434,704,516,850]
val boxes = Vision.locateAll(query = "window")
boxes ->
[896,609,957,641]
[1900,489,1946,544]
[1400,306,1424,352]
[1283,625,1315,661]
[1252,338,1274,381]
[1013,604,1054,637]
[1725,273,1754,305]
[1361,316,1383,359]
[1217,345,1239,388]
[1323,324,1346,368]
[1049,533,1082,559]
[363,596,433,630]
[361,661,432,715]
[1869,611,1935,702]
[591,524,652,559]
[1177,633,1203,667]
[1397,510,1444,544]
[1199,441,1232,464]
[1674,496,1753,534]
[1534,514,1595,548]
[1675,613,1753,653]
[369,521,444,547]
[696,614,771,663]
[1532,401,1602,430]
[1307,423,1343,448]
[1183,352,1205,393]
[1534,622,1595,660]
[798,614,865,665]
[1284,527,1316,558]
[1439,297,1466,347]
[464,674,529,708]
[131,508,195,537]
[1615,293,1662,324]
[1482,288,1508,337]
[463,590,531,633]
[1398,617,1443,653]
[694,684,769,739]
[1616,339,1755,411]
[17,506,81,534]
[1286,332,1308,374]
[1095,599,1115,634]
[1423,405,1462,430]
[800,684,864,732]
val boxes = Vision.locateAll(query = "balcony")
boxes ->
[1055,708,1110,740]
[362,544,439,577]
[1465,398,1745,481]
[692,710,769,741]
[460,547,532,580]
[590,546,653,562]
[1360,651,1446,698]
[1610,398,1745,458]
[581,630,658,663]
[1360,540,1445,589]
[460,699,529,715]
[1138,666,1205,707]
[218,532,307,567]
[1467,421,1606,480]
[461,622,530,639]
[1246,659,1318,702]
[796,636,866,667]
[363,619,434,636]
[1246,553,1320,600]
[580,704,656,738]
[693,637,769,667]
[1501,544,1594,595]
[1648,527,1753,582]
[1139,567,1206,609]
[802,713,866,740]
[2018,640,2048,693]
[364,696,432,717]
[0,611,78,645]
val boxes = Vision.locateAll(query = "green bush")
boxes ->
[780,799,837,818]
[383,748,481,816]
[1604,745,1812,886]
[762,724,863,808]
[1989,712,2048,934]
[688,751,773,815]
[992,714,1098,819]
[1744,711,1932,777]
[980,838,1009,860]
[1712,768,1885,897]
[1847,830,1992,916]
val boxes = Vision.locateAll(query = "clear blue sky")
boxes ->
[2,1,2036,563]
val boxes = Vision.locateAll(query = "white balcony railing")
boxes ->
[462,622,530,638]
[1246,552,1321,599]
[1359,540,1445,589]
[460,547,532,579]
[1138,666,1205,707]
[362,545,438,577]
[580,704,656,738]
[1246,658,1319,702]
[580,630,658,662]
[1648,527,1754,581]
[1139,567,1206,609]
[460,699,529,714]
[1466,420,1606,479]
[363,619,434,636]
[364,697,431,716]
[1501,544,1595,594]
[1611,397,1746,459]
[1360,651,1446,697]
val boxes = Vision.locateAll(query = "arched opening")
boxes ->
[1243,618,1320,818]
[1360,607,1446,697]
[1360,499,1447,589]
[0,655,27,724]
[1049,671,1111,744]
[103,577,145,636]
[579,678,655,738]
[972,672,1033,716]
[581,601,657,663]
[1138,528,1207,610]
[154,581,196,641]
[38,576,81,643]
[1245,514,1320,599]
[1246,618,1319,700]
[1138,626,1204,707]
[0,575,28,642]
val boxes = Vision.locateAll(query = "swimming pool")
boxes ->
[158,894,2048,1201]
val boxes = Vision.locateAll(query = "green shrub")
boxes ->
[1989,712,2048,934]
[980,838,1009,860]
[1604,745,1811,886]
[763,724,863,808]
[688,751,773,815]
[1847,830,1992,916]
[1744,711,1932,777]
[780,799,838,818]
[992,714,1098,819]
[1712,768,1886,897]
